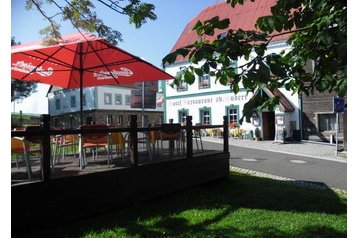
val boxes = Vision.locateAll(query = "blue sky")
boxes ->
[11,0,222,113]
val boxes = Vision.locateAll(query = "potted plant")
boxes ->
[254,127,262,141]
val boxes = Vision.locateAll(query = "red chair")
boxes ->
[79,125,112,168]
[12,127,42,180]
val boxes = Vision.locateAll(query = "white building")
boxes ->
[48,83,164,129]
[163,0,301,140]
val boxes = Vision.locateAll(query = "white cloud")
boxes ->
[12,83,50,114]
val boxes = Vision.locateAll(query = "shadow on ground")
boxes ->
[27,172,346,238]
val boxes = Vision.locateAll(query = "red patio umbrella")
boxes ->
[11,32,173,124]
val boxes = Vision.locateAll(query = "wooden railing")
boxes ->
[11,114,229,182]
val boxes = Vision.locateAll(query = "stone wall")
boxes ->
[50,109,163,129]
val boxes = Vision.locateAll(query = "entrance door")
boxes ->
[262,112,275,140]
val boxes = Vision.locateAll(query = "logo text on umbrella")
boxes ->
[11,61,53,77]
[93,67,133,80]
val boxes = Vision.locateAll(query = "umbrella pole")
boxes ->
[79,43,84,126]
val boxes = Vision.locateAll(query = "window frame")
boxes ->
[225,104,240,124]
[198,74,211,89]
[104,93,112,105]
[199,107,211,125]
[55,98,61,110]
[316,113,336,132]
[70,95,76,108]
[178,109,189,125]
[115,94,122,105]
[117,115,123,126]
[106,115,113,125]
[125,95,131,106]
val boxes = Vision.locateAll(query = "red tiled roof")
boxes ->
[171,0,288,62]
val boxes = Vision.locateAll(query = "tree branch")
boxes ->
[96,0,125,14]
[30,0,60,37]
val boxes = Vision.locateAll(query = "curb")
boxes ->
[230,166,347,196]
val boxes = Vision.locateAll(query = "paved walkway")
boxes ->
[202,137,347,162]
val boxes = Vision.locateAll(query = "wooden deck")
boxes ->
[11,144,220,185]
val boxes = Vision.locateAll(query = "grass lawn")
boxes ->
[33,171,346,238]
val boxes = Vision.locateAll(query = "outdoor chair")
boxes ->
[108,126,126,161]
[148,124,162,155]
[52,134,78,166]
[11,127,42,180]
[159,123,184,154]
[193,124,204,152]
[79,124,113,168]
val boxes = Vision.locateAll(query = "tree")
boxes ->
[162,0,346,123]
[25,0,157,45]
[11,37,38,102]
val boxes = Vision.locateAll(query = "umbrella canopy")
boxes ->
[11,32,173,124]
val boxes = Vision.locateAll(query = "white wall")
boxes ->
[48,87,96,116]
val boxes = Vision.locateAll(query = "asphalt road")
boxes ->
[202,141,347,190]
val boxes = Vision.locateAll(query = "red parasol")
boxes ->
[11,32,173,124]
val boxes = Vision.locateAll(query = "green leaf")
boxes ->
[216,19,230,29]
[273,16,283,32]
[162,52,177,65]
[209,61,218,69]
[202,63,210,74]
[184,71,195,84]
[254,45,266,56]
[193,67,204,77]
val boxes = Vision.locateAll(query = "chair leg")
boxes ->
[199,136,204,152]
[23,148,32,180]
[15,154,19,169]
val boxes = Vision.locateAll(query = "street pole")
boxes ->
[142,81,145,127]
[335,112,339,156]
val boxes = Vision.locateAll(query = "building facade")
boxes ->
[163,1,300,141]
[163,0,345,143]
[48,84,164,129]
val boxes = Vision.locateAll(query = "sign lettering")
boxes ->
[93,67,133,80]
[11,61,53,77]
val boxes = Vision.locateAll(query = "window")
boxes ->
[125,95,131,105]
[226,105,239,124]
[86,116,94,125]
[178,109,189,125]
[55,99,61,110]
[127,115,132,125]
[104,93,112,105]
[82,94,87,107]
[143,115,149,127]
[198,75,210,89]
[70,96,76,108]
[226,60,238,86]
[176,80,188,92]
[117,115,123,125]
[106,115,113,125]
[158,80,164,93]
[115,94,122,105]
[200,108,211,125]
[318,113,336,132]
